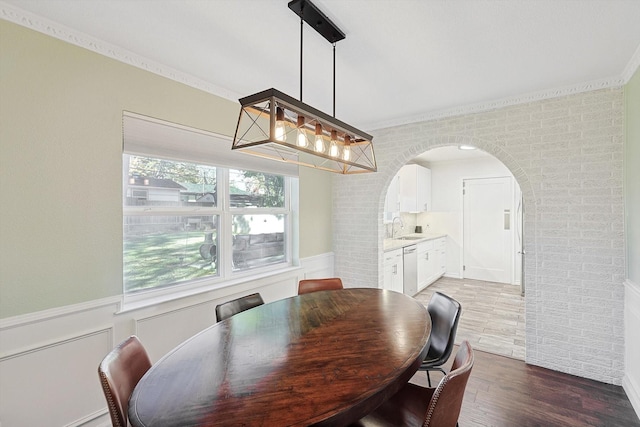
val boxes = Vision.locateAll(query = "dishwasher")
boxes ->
[403,245,417,296]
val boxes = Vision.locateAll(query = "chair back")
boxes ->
[98,336,151,427]
[215,292,264,322]
[297,278,344,295]
[424,340,474,427]
[425,292,461,365]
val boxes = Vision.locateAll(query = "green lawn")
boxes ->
[124,231,217,292]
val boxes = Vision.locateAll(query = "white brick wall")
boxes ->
[333,87,625,385]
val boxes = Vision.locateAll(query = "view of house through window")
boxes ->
[229,169,286,271]
[123,155,289,293]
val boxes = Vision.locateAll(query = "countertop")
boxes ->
[383,233,447,252]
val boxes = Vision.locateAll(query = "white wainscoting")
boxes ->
[624,279,640,418]
[0,253,334,427]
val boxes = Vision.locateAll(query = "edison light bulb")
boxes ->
[329,130,339,157]
[314,124,324,153]
[296,116,308,147]
[275,107,286,142]
[343,135,351,161]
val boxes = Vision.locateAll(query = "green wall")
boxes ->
[626,68,640,283]
[0,20,333,318]
[298,167,333,256]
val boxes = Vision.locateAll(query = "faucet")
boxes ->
[391,216,404,239]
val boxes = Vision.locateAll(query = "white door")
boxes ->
[463,177,513,283]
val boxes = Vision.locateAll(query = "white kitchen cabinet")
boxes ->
[417,240,437,291]
[384,164,431,220]
[417,237,447,292]
[398,164,431,212]
[436,237,446,276]
[383,174,400,223]
[383,249,404,293]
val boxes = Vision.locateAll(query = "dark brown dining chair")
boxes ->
[419,291,462,386]
[215,292,264,322]
[98,335,151,427]
[297,277,344,295]
[350,340,474,427]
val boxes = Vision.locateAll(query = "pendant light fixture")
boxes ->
[231,0,377,174]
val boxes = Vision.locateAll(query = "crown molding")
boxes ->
[2,1,637,132]
[0,1,242,103]
[621,41,640,83]
[362,75,627,131]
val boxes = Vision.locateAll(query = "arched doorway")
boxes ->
[334,90,625,385]
[383,145,525,360]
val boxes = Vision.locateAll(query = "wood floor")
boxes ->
[409,348,640,427]
[412,277,639,426]
[414,276,525,359]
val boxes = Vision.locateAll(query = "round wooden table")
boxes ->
[128,288,431,427]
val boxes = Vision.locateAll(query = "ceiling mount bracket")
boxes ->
[288,0,345,44]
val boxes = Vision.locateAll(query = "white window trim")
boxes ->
[121,112,299,310]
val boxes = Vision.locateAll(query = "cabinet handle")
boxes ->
[426,253,429,261]
[392,265,397,275]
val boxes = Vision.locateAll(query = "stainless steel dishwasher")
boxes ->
[403,245,417,296]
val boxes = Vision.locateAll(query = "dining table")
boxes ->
[128,288,431,427]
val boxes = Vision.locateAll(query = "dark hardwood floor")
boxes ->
[409,347,640,427]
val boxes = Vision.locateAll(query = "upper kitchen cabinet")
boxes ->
[383,173,400,222]
[399,164,431,213]
[384,164,431,221]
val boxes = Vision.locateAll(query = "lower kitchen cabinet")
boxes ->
[417,237,446,292]
[417,241,435,291]
[436,237,446,276]
[383,248,404,294]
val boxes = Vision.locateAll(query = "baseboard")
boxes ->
[623,374,640,421]
[624,279,640,419]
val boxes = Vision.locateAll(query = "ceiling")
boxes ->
[4,0,640,140]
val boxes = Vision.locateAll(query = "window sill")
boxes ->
[117,265,301,314]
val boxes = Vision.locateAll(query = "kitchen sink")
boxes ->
[396,236,423,241]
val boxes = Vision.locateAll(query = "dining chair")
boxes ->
[349,340,474,427]
[419,291,462,386]
[215,292,264,322]
[297,277,344,295]
[98,335,151,427]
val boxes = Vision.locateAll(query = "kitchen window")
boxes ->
[122,112,298,299]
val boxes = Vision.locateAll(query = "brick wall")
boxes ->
[333,87,625,385]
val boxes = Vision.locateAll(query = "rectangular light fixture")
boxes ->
[231,0,377,175]
[232,89,377,174]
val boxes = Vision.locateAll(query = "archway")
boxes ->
[383,144,526,359]
[333,135,536,363]
[376,137,535,285]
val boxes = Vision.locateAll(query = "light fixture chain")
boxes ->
[300,15,304,102]
[333,42,336,118]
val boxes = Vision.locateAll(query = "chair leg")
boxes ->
[425,367,447,387]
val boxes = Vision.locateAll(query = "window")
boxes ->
[123,113,298,297]
[229,169,287,271]
[123,155,219,293]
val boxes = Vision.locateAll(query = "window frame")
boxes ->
[121,112,299,308]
